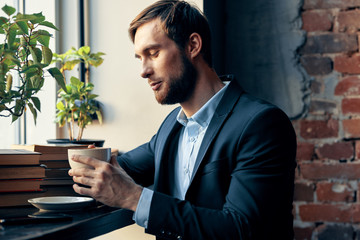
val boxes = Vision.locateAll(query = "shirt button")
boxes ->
[190,137,195,142]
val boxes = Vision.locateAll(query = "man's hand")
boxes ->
[68,154,143,212]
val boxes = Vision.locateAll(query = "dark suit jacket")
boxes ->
[119,79,297,240]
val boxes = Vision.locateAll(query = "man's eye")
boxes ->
[150,50,159,57]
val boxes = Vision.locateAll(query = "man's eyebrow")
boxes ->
[134,44,161,58]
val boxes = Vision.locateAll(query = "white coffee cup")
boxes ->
[68,147,111,169]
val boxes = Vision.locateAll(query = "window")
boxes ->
[0,0,57,148]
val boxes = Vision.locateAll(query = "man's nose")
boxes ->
[141,62,153,79]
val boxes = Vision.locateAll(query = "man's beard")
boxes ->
[156,54,197,105]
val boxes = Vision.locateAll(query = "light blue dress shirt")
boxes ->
[134,83,229,228]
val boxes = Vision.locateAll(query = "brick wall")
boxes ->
[294,0,360,239]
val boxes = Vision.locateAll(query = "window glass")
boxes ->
[0,0,57,148]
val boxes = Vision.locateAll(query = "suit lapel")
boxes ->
[153,108,182,192]
[189,80,243,186]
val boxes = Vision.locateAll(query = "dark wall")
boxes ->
[204,0,310,119]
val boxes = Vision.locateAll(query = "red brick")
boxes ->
[300,119,338,139]
[335,76,360,96]
[294,226,314,240]
[338,9,360,33]
[316,224,354,239]
[299,203,360,222]
[294,182,315,201]
[356,141,360,159]
[316,181,355,202]
[343,119,360,138]
[311,80,323,94]
[315,142,354,160]
[302,10,332,32]
[301,34,357,54]
[334,54,360,74]
[357,182,360,201]
[303,0,360,10]
[342,98,360,114]
[300,56,332,75]
[309,100,337,115]
[300,162,360,180]
[297,142,315,161]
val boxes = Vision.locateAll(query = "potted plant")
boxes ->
[47,46,105,146]
[0,5,65,124]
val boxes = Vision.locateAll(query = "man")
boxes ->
[69,0,297,239]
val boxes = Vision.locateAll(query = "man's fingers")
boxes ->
[73,184,92,196]
[110,155,120,168]
[71,154,104,168]
[73,175,94,186]
[69,167,95,178]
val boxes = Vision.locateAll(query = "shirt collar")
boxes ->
[176,82,229,127]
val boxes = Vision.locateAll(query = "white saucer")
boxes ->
[28,196,94,211]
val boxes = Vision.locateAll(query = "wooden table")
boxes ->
[0,204,134,240]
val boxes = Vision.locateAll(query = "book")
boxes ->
[0,185,80,207]
[11,144,88,161]
[0,179,42,192]
[0,165,46,180]
[0,149,41,165]
[45,168,71,179]
[40,160,70,168]
[40,178,75,186]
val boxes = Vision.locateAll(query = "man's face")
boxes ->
[134,18,197,105]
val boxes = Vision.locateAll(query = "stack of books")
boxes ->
[1,144,89,207]
[0,149,44,207]
[12,144,88,186]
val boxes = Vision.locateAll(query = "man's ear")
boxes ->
[187,33,202,60]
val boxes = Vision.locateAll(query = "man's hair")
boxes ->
[129,0,212,67]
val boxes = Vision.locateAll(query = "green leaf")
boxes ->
[7,27,16,48]
[35,30,51,47]
[15,13,38,22]
[11,99,23,123]
[29,12,45,24]
[42,46,52,65]
[0,16,8,25]
[78,46,90,56]
[88,58,104,67]
[65,85,72,94]
[38,21,59,31]
[4,53,20,67]
[31,96,41,111]
[29,38,37,47]
[2,5,16,16]
[16,21,28,35]
[88,94,98,100]
[96,110,102,124]
[27,102,37,125]
[21,64,39,74]
[0,104,6,112]
[63,59,81,71]
[70,76,81,87]
[48,67,66,92]
[29,47,42,63]
[11,114,19,123]
[56,101,65,111]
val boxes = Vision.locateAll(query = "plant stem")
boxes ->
[71,110,75,141]
[67,121,72,141]
[85,65,90,85]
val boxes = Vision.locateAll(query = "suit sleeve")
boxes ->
[145,106,297,240]
[118,136,156,187]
